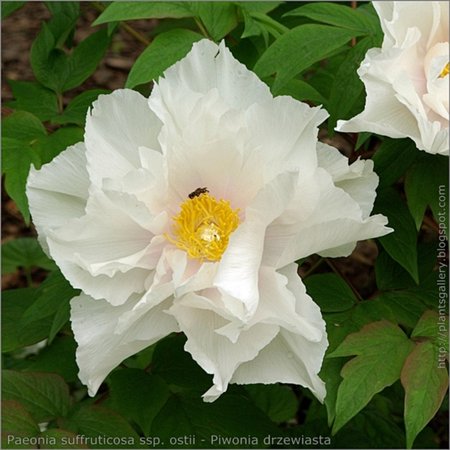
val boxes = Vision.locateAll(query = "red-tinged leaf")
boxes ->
[401,341,449,449]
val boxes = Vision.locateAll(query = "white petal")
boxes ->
[317,143,379,219]
[71,293,178,396]
[85,89,162,186]
[214,171,298,316]
[244,96,328,179]
[149,40,272,126]
[263,168,392,268]
[26,143,89,252]
[169,301,278,402]
[46,189,161,305]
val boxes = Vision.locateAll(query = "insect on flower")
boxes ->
[188,187,209,199]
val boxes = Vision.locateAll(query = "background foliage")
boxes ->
[2,2,449,449]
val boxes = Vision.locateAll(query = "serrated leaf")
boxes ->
[1,400,40,447]
[190,2,238,41]
[405,153,449,230]
[108,369,170,436]
[1,289,53,353]
[6,81,59,121]
[245,384,298,424]
[329,320,415,433]
[52,89,109,126]
[372,138,420,187]
[126,29,203,89]
[374,188,419,283]
[284,2,381,35]
[2,370,71,422]
[93,1,193,25]
[1,237,56,275]
[304,273,356,312]
[64,405,142,449]
[254,24,359,93]
[401,341,449,448]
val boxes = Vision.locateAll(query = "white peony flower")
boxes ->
[336,1,449,156]
[27,39,391,402]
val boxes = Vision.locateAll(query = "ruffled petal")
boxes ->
[26,143,90,252]
[231,264,327,402]
[263,168,391,268]
[71,293,178,396]
[168,299,278,402]
[214,171,298,316]
[85,89,162,186]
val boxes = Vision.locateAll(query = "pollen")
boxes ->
[166,192,240,262]
[439,62,449,78]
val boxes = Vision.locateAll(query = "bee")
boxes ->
[188,187,209,199]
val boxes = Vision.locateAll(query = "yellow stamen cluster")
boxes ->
[439,62,449,78]
[167,192,240,262]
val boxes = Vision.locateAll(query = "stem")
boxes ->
[57,93,64,114]
[302,257,324,278]
[90,2,150,46]
[194,17,212,40]
[325,258,363,302]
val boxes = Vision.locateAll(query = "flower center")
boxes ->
[167,191,240,261]
[439,62,449,78]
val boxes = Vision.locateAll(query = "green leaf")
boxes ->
[405,153,449,229]
[1,1,26,19]
[245,384,298,424]
[276,78,326,104]
[52,89,109,126]
[61,29,110,91]
[254,24,359,93]
[31,25,109,93]
[327,37,375,132]
[320,358,345,427]
[108,369,170,436]
[6,81,59,121]
[372,138,420,187]
[152,391,280,443]
[412,310,449,353]
[152,334,211,392]
[2,110,47,142]
[284,2,380,35]
[401,341,449,448]
[2,370,71,422]
[2,288,53,353]
[126,29,203,89]
[189,2,238,41]
[1,400,40,448]
[304,273,357,312]
[329,320,415,433]
[48,300,71,344]
[1,237,56,275]
[34,126,84,165]
[45,2,79,47]
[22,270,78,324]
[237,2,281,15]
[93,1,193,25]
[240,10,287,44]
[23,336,78,383]
[64,405,141,449]
[374,188,419,283]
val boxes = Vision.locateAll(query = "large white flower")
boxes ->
[27,40,391,402]
[336,1,449,155]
